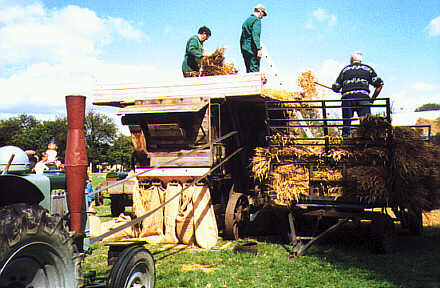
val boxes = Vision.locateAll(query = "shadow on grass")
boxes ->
[306,225,440,288]
[152,244,190,262]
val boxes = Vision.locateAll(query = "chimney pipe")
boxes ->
[65,95,88,234]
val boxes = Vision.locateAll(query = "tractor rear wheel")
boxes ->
[0,203,81,288]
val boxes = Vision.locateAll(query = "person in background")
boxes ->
[86,179,95,206]
[45,142,62,170]
[332,51,384,138]
[182,26,212,77]
[34,152,49,174]
[240,4,267,73]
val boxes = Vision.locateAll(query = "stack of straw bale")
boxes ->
[252,137,348,204]
[252,115,440,211]
[349,115,440,211]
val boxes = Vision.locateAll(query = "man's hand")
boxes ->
[331,83,341,93]
[257,49,263,58]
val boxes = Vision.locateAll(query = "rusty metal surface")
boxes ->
[224,191,249,240]
[65,95,88,234]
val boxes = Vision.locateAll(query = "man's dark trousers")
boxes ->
[341,98,371,138]
[242,51,260,72]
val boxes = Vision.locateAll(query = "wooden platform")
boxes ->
[93,73,264,107]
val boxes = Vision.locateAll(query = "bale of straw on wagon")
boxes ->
[200,48,238,76]
[253,114,440,211]
[344,166,389,204]
[342,116,440,211]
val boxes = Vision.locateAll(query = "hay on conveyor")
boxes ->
[200,48,238,76]
[252,115,440,211]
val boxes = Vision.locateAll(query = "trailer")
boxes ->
[93,73,271,239]
[263,97,427,256]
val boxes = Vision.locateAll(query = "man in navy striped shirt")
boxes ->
[332,51,384,137]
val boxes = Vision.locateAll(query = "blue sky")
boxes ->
[0,0,439,129]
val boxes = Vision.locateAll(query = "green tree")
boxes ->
[415,103,440,112]
[106,134,133,170]
[0,114,41,150]
[0,112,133,171]
[84,110,118,169]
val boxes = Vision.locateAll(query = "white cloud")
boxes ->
[412,82,437,92]
[388,90,410,112]
[0,3,148,65]
[427,16,440,37]
[306,8,337,30]
[389,89,440,113]
[1,59,179,111]
[315,59,344,85]
[0,1,156,117]
[106,17,149,41]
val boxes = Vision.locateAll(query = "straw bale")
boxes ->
[416,118,440,135]
[349,116,440,210]
[344,166,389,204]
[270,164,309,203]
[200,48,237,76]
[423,209,440,227]
[297,71,318,100]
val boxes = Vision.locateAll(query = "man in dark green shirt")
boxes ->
[240,4,267,73]
[182,26,211,77]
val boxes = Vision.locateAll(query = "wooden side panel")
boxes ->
[93,73,263,107]
[104,179,138,195]
[149,150,212,167]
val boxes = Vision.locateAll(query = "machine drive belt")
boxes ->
[90,144,242,244]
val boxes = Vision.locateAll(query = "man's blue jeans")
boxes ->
[341,99,371,138]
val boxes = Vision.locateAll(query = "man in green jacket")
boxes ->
[240,4,267,73]
[182,26,211,77]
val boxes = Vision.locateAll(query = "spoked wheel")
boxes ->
[369,213,395,254]
[107,245,155,288]
[224,187,250,240]
[0,204,80,288]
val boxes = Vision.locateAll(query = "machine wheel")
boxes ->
[111,194,126,217]
[369,213,395,254]
[224,188,250,240]
[107,245,155,288]
[0,203,80,288]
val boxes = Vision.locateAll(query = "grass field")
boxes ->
[84,174,440,288]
